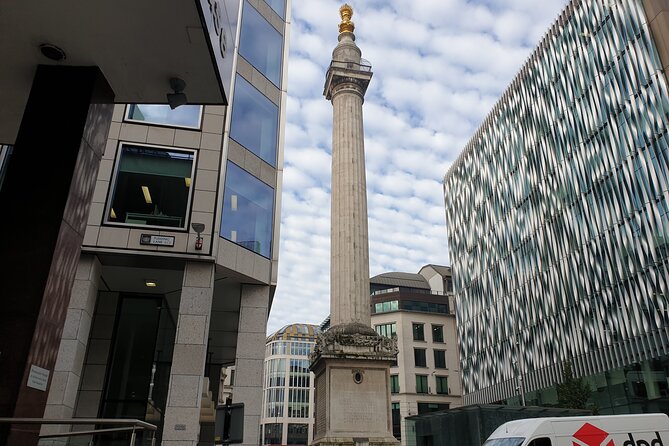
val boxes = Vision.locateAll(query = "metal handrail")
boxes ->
[0,417,157,446]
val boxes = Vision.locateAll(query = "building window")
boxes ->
[221,162,274,257]
[265,0,285,18]
[264,423,282,445]
[265,388,284,417]
[436,376,449,395]
[287,424,308,445]
[106,144,196,229]
[239,1,283,86]
[417,402,449,414]
[230,75,279,166]
[404,300,448,314]
[432,325,444,343]
[375,322,397,338]
[415,375,428,394]
[288,388,309,418]
[412,323,425,341]
[266,358,286,387]
[374,300,399,313]
[434,350,446,369]
[290,342,313,357]
[390,375,399,394]
[268,341,288,356]
[289,359,310,388]
[391,402,401,440]
[414,348,427,367]
[125,104,202,129]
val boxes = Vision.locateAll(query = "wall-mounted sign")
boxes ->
[27,365,50,391]
[140,234,175,247]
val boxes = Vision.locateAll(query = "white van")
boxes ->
[483,414,669,446]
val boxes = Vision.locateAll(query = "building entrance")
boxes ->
[99,294,176,444]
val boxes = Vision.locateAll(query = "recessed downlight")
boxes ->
[39,43,66,61]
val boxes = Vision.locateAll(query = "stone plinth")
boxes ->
[310,323,399,446]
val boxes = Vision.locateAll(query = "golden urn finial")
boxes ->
[338,4,355,34]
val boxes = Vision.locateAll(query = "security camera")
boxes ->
[167,92,187,109]
[167,77,188,109]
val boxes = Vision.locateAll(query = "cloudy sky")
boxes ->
[267,0,567,334]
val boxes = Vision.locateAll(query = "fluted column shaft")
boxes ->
[330,81,370,327]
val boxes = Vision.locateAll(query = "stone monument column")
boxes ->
[310,6,399,446]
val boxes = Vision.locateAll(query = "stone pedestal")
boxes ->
[311,323,399,446]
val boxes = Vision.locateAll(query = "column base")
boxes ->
[310,323,399,446]
[311,436,400,446]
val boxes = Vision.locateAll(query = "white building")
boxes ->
[261,324,320,446]
[370,265,463,445]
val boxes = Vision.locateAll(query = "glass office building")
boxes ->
[443,0,669,413]
[30,1,292,445]
[261,324,320,446]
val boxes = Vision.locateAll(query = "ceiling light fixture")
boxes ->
[39,43,66,61]
[145,280,157,287]
[141,186,152,204]
[185,177,192,188]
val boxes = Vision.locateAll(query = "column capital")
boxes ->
[323,65,372,100]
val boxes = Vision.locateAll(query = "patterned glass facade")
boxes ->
[444,0,669,407]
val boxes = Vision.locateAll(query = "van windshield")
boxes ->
[482,438,525,446]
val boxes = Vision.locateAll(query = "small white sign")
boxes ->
[140,234,175,247]
[27,365,50,391]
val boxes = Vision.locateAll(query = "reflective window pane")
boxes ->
[239,2,283,86]
[287,424,308,445]
[436,376,449,394]
[265,0,285,18]
[230,75,279,166]
[414,348,426,367]
[221,162,274,257]
[107,144,195,229]
[412,323,425,341]
[264,423,282,445]
[126,104,202,129]
[415,375,428,393]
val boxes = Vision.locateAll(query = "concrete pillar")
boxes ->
[74,292,119,419]
[326,23,373,328]
[39,255,100,440]
[0,65,113,446]
[234,285,271,446]
[162,261,215,446]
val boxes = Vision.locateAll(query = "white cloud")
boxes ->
[268,0,567,334]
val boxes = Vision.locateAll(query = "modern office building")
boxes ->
[260,324,319,446]
[0,1,291,445]
[370,265,462,445]
[443,0,669,413]
[0,3,239,444]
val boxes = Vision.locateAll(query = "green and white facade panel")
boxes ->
[444,0,669,412]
